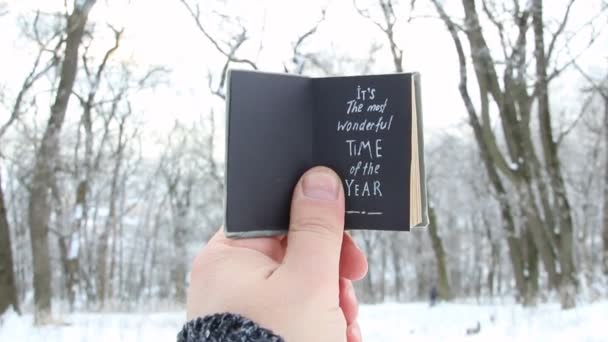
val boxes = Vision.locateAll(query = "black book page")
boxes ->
[225,71,313,235]
[313,74,412,230]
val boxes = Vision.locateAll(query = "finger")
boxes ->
[281,231,368,279]
[347,321,362,342]
[339,278,358,326]
[340,278,362,342]
[283,166,345,283]
[340,233,368,281]
[210,227,286,262]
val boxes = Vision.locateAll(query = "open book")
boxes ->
[224,70,428,237]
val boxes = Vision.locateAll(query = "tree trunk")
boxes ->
[98,112,127,308]
[480,211,500,297]
[97,201,112,307]
[107,212,118,303]
[61,181,87,310]
[427,206,451,300]
[380,245,387,301]
[413,232,426,299]
[519,184,560,288]
[28,3,95,323]
[430,0,531,304]
[136,197,164,300]
[432,0,582,307]
[172,196,189,304]
[63,114,93,309]
[358,232,375,303]
[603,93,608,276]
[532,0,577,309]
[602,91,608,277]
[117,185,125,304]
[164,162,192,304]
[389,234,403,301]
[0,171,19,315]
[523,226,539,306]
[98,151,121,306]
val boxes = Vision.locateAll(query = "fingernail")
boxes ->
[302,169,339,200]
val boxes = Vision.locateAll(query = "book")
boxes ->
[224,69,428,237]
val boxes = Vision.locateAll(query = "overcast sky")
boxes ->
[1,0,607,159]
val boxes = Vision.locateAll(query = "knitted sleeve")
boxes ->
[177,313,285,342]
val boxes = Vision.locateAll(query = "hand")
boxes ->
[187,166,368,342]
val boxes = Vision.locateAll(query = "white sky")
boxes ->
[1,0,607,159]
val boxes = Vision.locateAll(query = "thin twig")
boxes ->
[179,0,258,70]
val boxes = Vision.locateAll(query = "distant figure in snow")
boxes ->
[466,321,481,335]
[429,285,438,307]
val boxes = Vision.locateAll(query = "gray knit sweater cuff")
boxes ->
[177,313,284,342]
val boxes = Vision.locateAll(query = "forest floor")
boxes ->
[1,300,606,341]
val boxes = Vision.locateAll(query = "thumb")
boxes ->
[283,166,345,284]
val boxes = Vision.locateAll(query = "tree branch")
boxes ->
[354,0,404,71]
[547,21,604,82]
[354,0,387,32]
[574,62,608,99]
[482,0,509,61]
[179,0,258,70]
[546,0,576,62]
[0,14,64,139]
[555,92,594,146]
[289,9,326,75]
[431,0,517,181]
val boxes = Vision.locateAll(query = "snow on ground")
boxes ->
[359,301,607,341]
[1,301,607,341]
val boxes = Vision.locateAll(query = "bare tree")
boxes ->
[27,0,97,323]
[531,0,577,306]
[97,107,130,307]
[161,133,195,304]
[354,0,454,302]
[431,0,534,305]
[600,86,608,276]
[574,64,608,275]
[0,7,65,317]
[156,115,223,303]
[430,0,605,308]
[54,23,123,310]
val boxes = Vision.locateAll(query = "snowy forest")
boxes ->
[1,0,608,340]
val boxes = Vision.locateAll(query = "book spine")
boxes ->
[413,73,429,228]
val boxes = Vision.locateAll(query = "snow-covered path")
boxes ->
[1,301,606,341]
